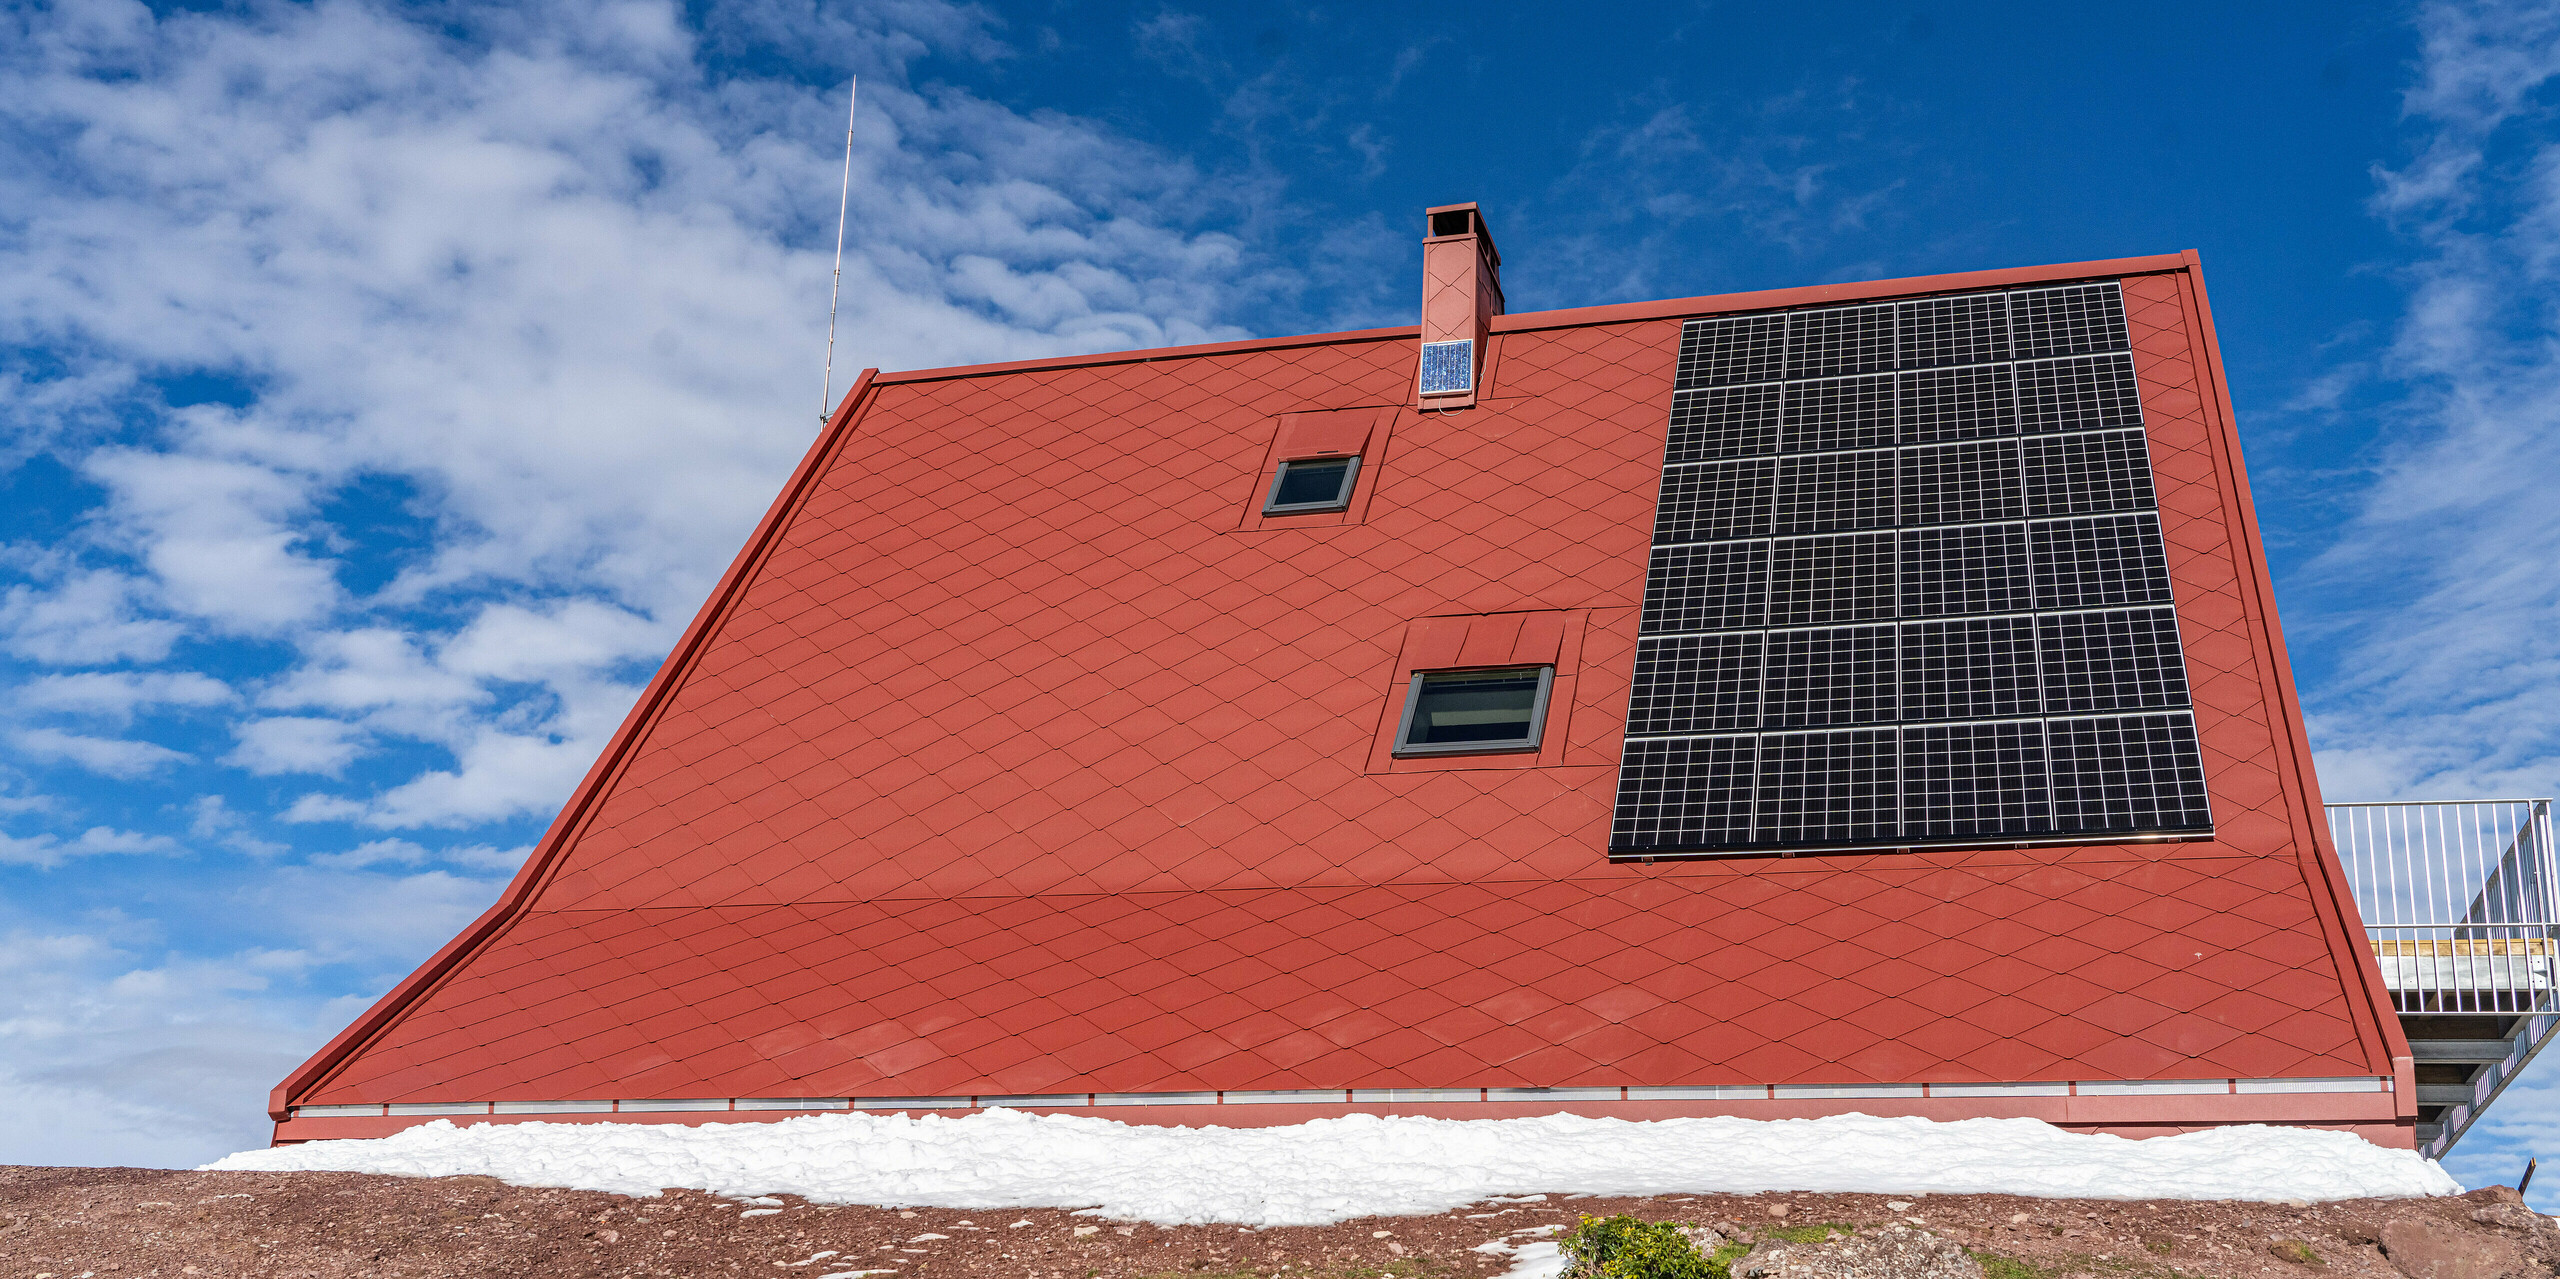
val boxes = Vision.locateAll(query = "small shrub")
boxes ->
[1560,1215,1716,1279]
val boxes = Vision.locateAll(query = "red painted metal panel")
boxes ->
[271,258,2403,1148]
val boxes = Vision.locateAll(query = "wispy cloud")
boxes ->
[0,0,1297,831]
[11,728,190,779]
[0,0,1333,1165]
[2297,0,2560,804]
[0,825,183,870]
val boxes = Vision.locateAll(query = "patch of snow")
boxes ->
[201,1109,2461,1227]
[1478,1238,1568,1279]
[741,1208,782,1218]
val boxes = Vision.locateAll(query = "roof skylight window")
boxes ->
[1394,667,1555,757]
[1265,456,1360,514]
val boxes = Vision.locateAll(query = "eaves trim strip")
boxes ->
[293,1075,2389,1118]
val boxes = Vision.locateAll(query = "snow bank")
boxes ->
[204,1109,2458,1226]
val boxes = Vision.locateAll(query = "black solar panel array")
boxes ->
[1612,280,2214,855]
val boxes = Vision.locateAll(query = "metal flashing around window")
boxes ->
[1265,455,1361,514]
[1394,665,1555,757]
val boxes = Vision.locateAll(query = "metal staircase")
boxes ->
[2329,799,2559,1158]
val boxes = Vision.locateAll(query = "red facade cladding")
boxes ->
[271,253,2412,1146]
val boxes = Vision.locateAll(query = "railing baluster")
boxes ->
[2330,798,2560,1154]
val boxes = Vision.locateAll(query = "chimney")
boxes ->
[1418,203,1504,409]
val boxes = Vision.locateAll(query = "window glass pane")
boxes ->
[1272,456,1353,508]
[1408,669,1542,746]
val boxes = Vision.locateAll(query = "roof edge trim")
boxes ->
[2175,256,2411,1080]
[870,324,1419,387]
[1489,251,2197,334]
[266,368,890,1122]
[862,254,2195,389]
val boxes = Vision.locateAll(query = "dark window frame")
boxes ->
[1264,455,1362,514]
[1393,665,1556,757]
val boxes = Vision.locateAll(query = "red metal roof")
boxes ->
[272,255,2409,1136]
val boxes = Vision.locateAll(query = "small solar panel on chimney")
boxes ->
[1612,277,2212,855]
[1419,339,1474,395]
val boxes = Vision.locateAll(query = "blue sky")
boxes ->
[4,0,2560,1192]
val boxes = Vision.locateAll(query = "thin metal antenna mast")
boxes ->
[819,76,858,426]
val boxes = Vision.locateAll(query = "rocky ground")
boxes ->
[1,1166,2552,1279]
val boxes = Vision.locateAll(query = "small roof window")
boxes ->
[1265,455,1360,514]
[1394,666,1554,757]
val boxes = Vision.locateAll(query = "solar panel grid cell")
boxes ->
[1616,277,2211,853]
[1786,304,1897,379]
[2009,283,2131,360]
[1642,542,1769,633]
[1611,735,1757,846]
[1665,385,1782,462]
[2038,607,2191,714]
[2047,713,2212,831]
[1754,729,1897,843]
[1899,366,2018,442]
[1675,313,1787,389]
[1900,720,2052,838]
[1762,625,1896,727]
[1895,293,2012,368]
[1899,439,2026,525]
[2029,514,2175,610]
[2022,430,2157,516]
[1768,532,1898,626]
[2014,354,2143,432]
[1898,523,2033,617]
[1900,616,2041,721]
[1775,450,1897,535]
[1627,633,1763,734]
[1654,459,1778,543]
[1781,376,1899,452]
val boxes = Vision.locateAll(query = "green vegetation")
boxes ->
[1751,1223,1852,1246]
[1561,1214,1721,1279]
[1556,1214,1759,1279]
[1966,1251,2052,1279]
[2269,1239,2323,1265]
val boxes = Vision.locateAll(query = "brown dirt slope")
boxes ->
[1,1167,2550,1279]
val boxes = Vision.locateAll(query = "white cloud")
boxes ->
[0,570,182,666]
[11,727,190,778]
[440,842,533,872]
[2293,0,2560,1204]
[0,0,1287,833]
[82,444,343,635]
[439,600,663,685]
[335,729,601,829]
[2300,0,2560,803]
[0,860,511,1166]
[305,837,428,869]
[19,669,236,720]
[0,0,1316,1165]
[0,825,183,869]
[225,715,366,777]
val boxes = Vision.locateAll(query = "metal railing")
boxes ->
[2328,799,2558,1158]
[2330,800,2559,1013]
